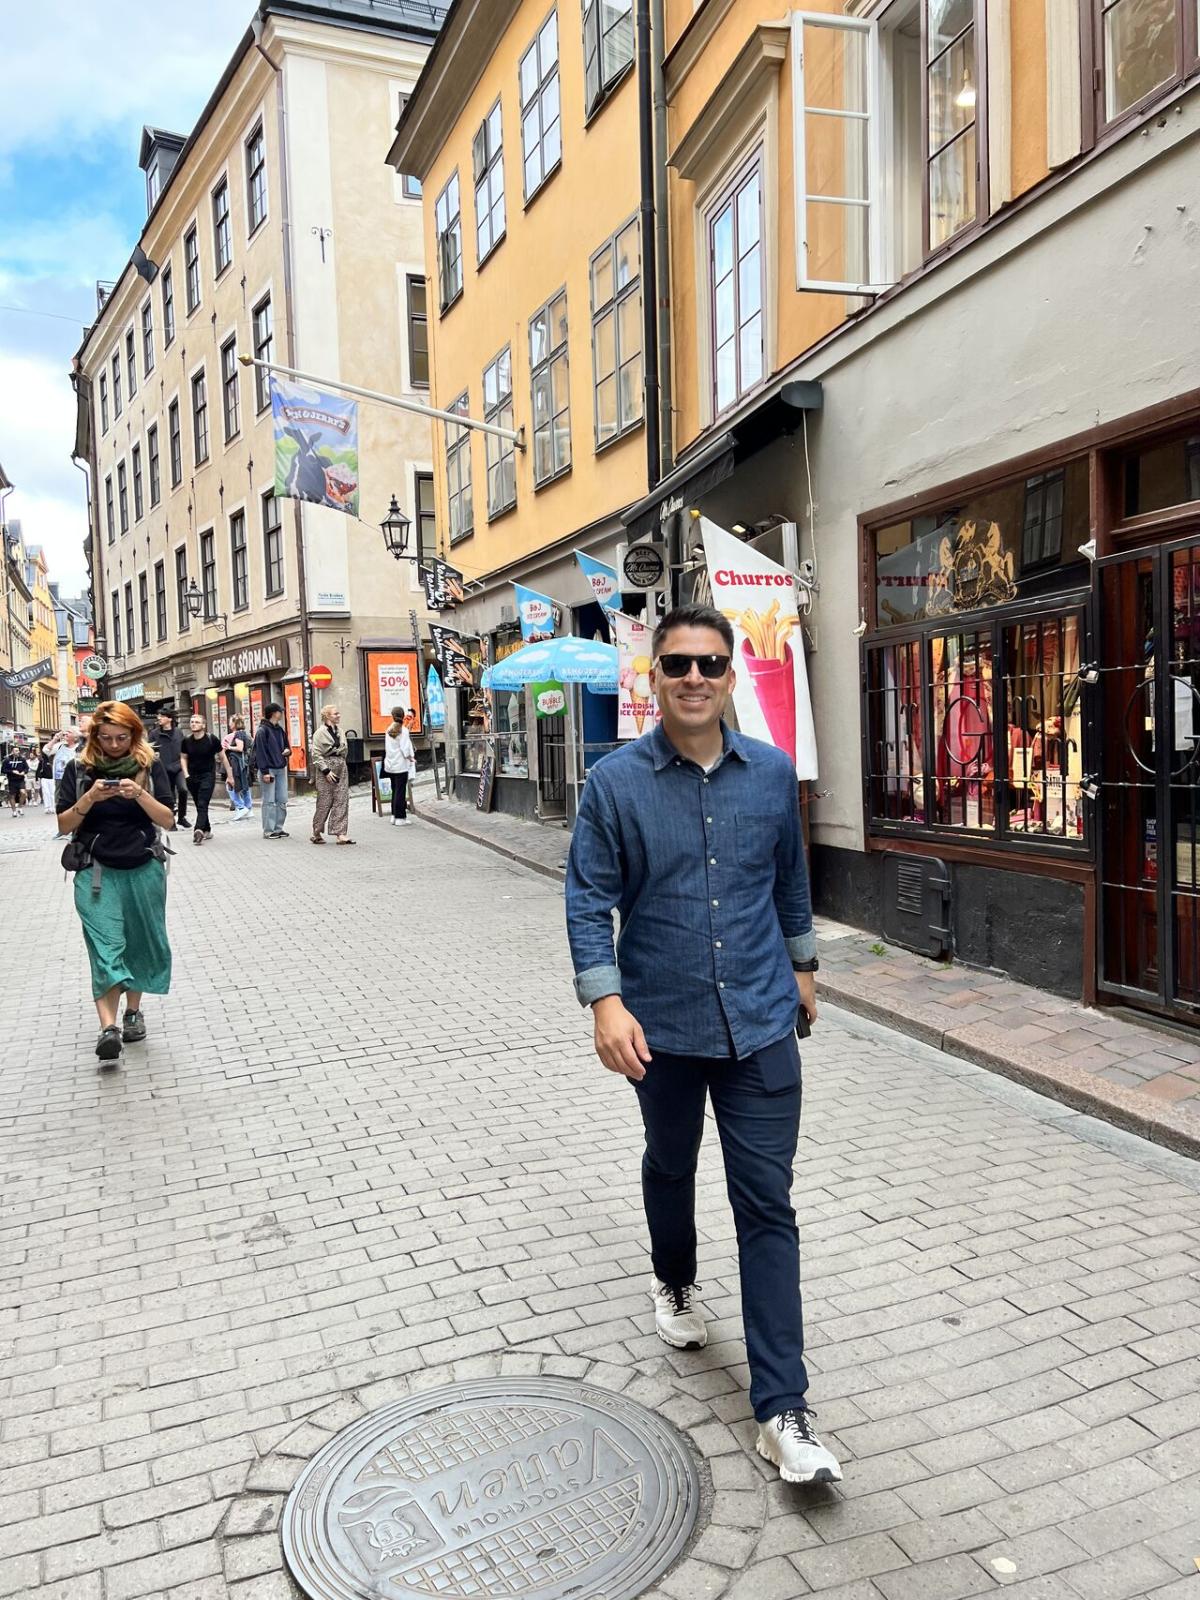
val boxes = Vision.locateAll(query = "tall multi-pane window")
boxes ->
[252,296,272,412]
[530,289,570,484]
[415,472,437,566]
[230,511,249,610]
[168,399,182,486]
[445,391,473,544]
[212,178,232,275]
[111,590,121,657]
[406,276,428,388]
[262,492,284,596]
[519,10,561,200]
[200,529,217,618]
[708,158,764,416]
[582,0,634,114]
[141,300,154,376]
[147,424,161,506]
[1098,0,1180,122]
[154,560,167,641]
[104,475,115,544]
[246,123,267,232]
[112,352,122,417]
[483,347,516,518]
[1022,470,1067,568]
[435,172,463,310]
[221,338,240,441]
[926,0,977,249]
[99,374,109,433]
[192,370,209,464]
[175,546,190,631]
[117,460,129,534]
[132,443,144,521]
[184,225,201,312]
[473,101,506,263]
[138,573,150,650]
[162,263,175,345]
[590,217,642,445]
[125,328,137,399]
[124,583,135,659]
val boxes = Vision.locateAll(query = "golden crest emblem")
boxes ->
[927,520,1017,615]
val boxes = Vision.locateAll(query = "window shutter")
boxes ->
[1045,0,1082,169]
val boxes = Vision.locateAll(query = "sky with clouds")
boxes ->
[0,0,256,591]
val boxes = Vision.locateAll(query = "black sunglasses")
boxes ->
[656,653,732,680]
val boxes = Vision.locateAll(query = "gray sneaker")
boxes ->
[122,1009,147,1043]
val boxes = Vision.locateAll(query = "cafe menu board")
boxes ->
[362,647,424,737]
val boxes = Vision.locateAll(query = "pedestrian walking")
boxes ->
[565,603,841,1488]
[35,745,56,813]
[3,749,29,816]
[148,710,187,829]
[52,730,83,836]
[223,717,254,818]
[384,705,416,827]
[54,701,176,1064]
[252,703,291,839]
[310,705,355,845]
[181,715,232,845]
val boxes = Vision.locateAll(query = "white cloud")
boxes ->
[1,1,255,162]
[0,349,90,591]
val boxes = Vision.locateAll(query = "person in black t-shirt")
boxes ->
[55,701,177,1063]
[3,751,29,815]
[180,715,233,844]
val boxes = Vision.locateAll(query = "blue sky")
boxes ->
[0,0,253,588]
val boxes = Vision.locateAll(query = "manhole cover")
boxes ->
[282,1376,702,1600]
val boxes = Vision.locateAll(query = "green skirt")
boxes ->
[74,858,172,1000]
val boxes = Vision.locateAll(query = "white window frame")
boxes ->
[790,11,892,296]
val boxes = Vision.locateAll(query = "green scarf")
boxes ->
[89,753,143,778]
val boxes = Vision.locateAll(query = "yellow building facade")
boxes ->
[390,0,659,817]
[75,0,445,772]
[25,546,59,738]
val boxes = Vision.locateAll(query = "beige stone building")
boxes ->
[73,0,447,774]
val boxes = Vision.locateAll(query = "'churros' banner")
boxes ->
[701,518,818,779]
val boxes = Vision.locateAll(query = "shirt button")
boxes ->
[712,899,719,907]
[702,777,710,785]
[714,940,722,949]
[718,981,726,990]
[709,857,716,865]
[706,816,713,824]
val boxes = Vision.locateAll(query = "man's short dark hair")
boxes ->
[652,604,735,658]
[157,709,175,723]
[264,701,283,718]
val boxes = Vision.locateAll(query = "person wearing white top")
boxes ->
[383,706,416,826]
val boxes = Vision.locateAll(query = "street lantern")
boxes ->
[184,578,204,619]
[380,494,412,561]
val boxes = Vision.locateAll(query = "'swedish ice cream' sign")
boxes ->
[701,518,818,779]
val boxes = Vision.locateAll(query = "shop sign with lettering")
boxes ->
[208,637,291,683]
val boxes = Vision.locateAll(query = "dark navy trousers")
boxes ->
[631,1033,809,1422]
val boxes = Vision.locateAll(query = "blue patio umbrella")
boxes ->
[482,634,618,692]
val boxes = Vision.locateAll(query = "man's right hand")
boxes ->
[592,996,651,1081]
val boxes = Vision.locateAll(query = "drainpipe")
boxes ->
[651,0,673,479]
[254,14,313,776]
[636,0,661,492]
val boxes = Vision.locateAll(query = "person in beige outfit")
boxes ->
[311,705,355,845]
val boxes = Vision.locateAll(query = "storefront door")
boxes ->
[536,713,566,818]
[1096,536,1200,1021]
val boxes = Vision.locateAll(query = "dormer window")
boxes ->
[147,156,161,209]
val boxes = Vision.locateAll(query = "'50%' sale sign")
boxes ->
[364,648,423,735]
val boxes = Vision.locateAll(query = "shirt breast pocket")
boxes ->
[737,813,779,867]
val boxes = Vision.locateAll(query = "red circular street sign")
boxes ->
[308,664,333,689]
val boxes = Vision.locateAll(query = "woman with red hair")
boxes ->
[56,701,177,1064]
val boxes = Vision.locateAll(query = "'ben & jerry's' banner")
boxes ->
[700,518,818,779]
[272,376,360,516]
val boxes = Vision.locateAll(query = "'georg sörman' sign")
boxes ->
[207,636,291,683]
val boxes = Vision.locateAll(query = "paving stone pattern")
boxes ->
[2,795,1200,1598]
[414,792,1200,1155]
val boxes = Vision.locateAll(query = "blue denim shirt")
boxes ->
[565,722,816,1059]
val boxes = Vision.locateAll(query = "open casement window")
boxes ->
[791,13,891,294]
[1090,0,1199,131]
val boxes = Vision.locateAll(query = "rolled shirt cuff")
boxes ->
[785,930,818,964]
[574,964,623,1007]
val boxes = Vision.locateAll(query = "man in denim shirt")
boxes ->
[566,604,841,1486]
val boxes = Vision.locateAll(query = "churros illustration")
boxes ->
[723,599,797,661]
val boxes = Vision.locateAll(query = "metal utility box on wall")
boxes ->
[881,853,951,959]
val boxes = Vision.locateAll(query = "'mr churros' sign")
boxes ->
[701,518,818,779]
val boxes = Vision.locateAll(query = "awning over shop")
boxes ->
[622,379,824,543]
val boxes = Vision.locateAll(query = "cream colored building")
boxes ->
[24,546,60,738]
[73,0,447,772]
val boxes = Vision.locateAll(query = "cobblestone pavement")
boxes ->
[415,792,1200,1155]
[3,802,1200,1599]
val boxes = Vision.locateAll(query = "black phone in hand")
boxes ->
[796,1011,811,1041]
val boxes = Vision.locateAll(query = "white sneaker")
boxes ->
[650,1278,706,1349]
[393,817,403,826]
[756,1409,843,1485]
